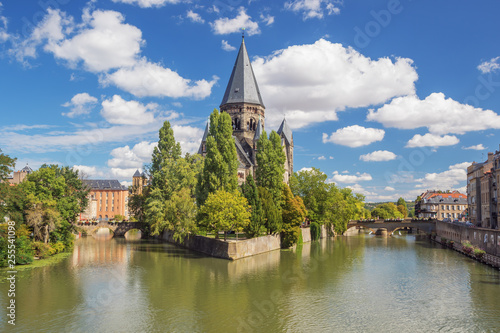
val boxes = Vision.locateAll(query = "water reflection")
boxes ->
[2,235,500,332]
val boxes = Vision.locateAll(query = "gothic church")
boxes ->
[198,37,294,184]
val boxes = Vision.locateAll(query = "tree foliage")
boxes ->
[280,184,307,248]
[0,149,16,182]
[371,202,404,220]
[241,174,264,238]
[196,109,238,206]
[198,190,250,241]
[258,186,282,234]
[255,130,286,207]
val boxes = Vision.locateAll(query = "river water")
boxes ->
[1,234,500,332]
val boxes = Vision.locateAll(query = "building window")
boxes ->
[112,192,115,199]
[442,205,445,210]
[106,192,108,198]
[441,213,445,218]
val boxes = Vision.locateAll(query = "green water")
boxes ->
[1,234,500,332]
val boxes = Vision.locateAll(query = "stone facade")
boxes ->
[415,190,467,221]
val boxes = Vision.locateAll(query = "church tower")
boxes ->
[220,36,265,165]
[277,118,294,184]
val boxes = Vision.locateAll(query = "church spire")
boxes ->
[220,37,264,108]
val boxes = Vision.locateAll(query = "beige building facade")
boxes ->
[416,191,467,221]
[81,180,129,221]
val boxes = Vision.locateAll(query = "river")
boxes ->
[1,234,500,332]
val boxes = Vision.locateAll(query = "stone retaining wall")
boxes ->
[436,221,500,257]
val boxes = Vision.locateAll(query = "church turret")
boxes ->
[197,121,209,156]
[220,36,265,149]
[277,118,294,184]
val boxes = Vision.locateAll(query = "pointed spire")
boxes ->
[253,116,262,142]
[198,121,209,154]
[277,118,293,145]
[220,37,264,107]
[133,169,141,178]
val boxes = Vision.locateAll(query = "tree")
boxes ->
[259,187,282,234]
[150,121,182,190]
[0,149,16,182]
[396,197,408,217]
[255,130,286,207]
[163,188,197,243]
[196,109,238,206]
[241,174,264,238]
[198,189,250,241]
[280,184,307,248]
[371,202,403,220]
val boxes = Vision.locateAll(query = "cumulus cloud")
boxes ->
[285,0,341,20]
[186,10,204,23]
[252,39,417,128]
[111,0,181,8]
[323,125,384,148]
[406,133,459,148]
[221,40,236,51]
[346,184,377,197]
[384,186,395,191]
[101,95,156,125]
[318,156,326,160]
[463,144,486,151]
[107,141,156,169]
[72,165,105,178]
[298,167,314,173]
[100,59,218,99]
[172,125,204,154]
[477,56,500,74]
[415,162,470,191]
[62,93,98,118]
[210,8,260,36]
[329,171,372,183]
[360,150,397,162]
[260,14,275,25]
[0,3,9,43]
[367,92,500,135]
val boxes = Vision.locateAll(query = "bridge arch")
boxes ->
[124,228,142,240]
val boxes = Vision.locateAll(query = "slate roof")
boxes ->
[234,137,253,167]
[198,122,210,154]
[220,37,264,107]
[83,179,127,191]
[254,118,262,141]
[277,118,293,145]
[133,169,141,177]
[20,164,33,173]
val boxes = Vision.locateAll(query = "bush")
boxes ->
[15,236,34,265]
[281,226,300,248]
[51,241,65,254]
[447,240,454,248]
[32,241,52,258]
[462,241,474,254]
[473,248,485,259]
[310,222,321,241]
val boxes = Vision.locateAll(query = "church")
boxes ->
[198,37,294,184]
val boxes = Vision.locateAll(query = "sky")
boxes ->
[1,0,500,202]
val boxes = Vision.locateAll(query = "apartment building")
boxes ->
[415,191,467,221]
[81,179,129,221]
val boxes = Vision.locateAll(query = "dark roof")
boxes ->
[234,137,253,167]
[197,122,210,155]
[21,164,33,173]
[133,170,141,177]
[424,196,468,205]
[220,38,264,107]
[83,179,127,191]
[277,118,293,145]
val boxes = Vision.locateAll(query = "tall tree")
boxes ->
[255,131,286,207]
[241,174,264,238]
[0,149,16,182]
[150,121,182,191]
[198,189,250,241]
[280,184,307,247]
[259,187,282,234]
[195,109,238,206]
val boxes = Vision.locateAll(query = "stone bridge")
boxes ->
[76,222,145,237]
[346,219,436,236]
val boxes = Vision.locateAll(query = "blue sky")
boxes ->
[1,0,500,202]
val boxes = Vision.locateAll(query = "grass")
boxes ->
[1,252,72,271]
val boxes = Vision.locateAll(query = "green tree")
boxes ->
[0,149,16,182]
[163,188,197,243]
[198,189,250,241]
[150,121,182,191]
[196,109,238,206]
[255,130,286,207]
[396,197,408,217]
[241,174,264,238]
[371,202,403,220]
[259,186,282,234]
[280,184,307,248]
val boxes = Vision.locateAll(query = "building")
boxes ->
[6,164,33,185]
[467,151,499,228]
[415,190,468,221]
[132,169,147,195]
[198,37,293,184]
[81,180,129,221]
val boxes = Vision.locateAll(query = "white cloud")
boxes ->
[463,144,486,151]
[329,170,372,183]
[329,156,334,160]
[346,184,377,197]
[415,162,470,191]
[478,56,500,74]
[221,40,236,52]
[100,59,218,99]
[298,167,314,173]
[47,9,143,72]
[186,10,205,24]
[367,92,500,135]
[260,14,275,26]
[101,95,156,125]
[110,167,140,179]
[0,3,9,43]
[172,125,204,154]
[406,133,459,148]
[384,186,395,191]
[285,0,341,20]
[360,150,396,162]
[252,39,417,129]
[62,93,98,118]
[210,8,260,36]
[322,125,384,148]
[72,165,105,178]
[107,141,156,169]
[111,0,180,8]
[318,155,326,160]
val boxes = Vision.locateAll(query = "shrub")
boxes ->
[281,226,300,248]
[310,222,321,241]
[15,236,34,265]
[473,248,485,259]
[440,237,447,246]
[461,241,474,254]
[51,241,65,254]
[447,240,454,248]
[32,241,52,258]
